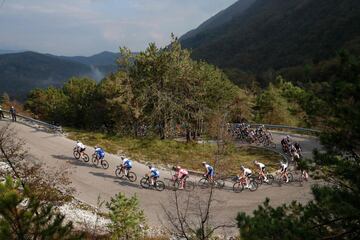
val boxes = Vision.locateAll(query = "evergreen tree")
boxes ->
[0,176,81,240]
[106,193,146,240]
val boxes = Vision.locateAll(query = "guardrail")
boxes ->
[0,110,62,133]
[232,123,320,134]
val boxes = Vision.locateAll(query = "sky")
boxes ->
[0,0,237,56]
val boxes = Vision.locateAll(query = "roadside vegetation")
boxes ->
[67,128,281,174]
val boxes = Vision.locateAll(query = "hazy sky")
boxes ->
[0,0,237,56]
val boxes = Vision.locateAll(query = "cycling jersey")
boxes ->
[256,162,266,171]
[123,158,132,169]
[205,164,214,176]
[150,167,160,178]
[281,162,288,172]
[177,168,188,179]
[243,168,252,176]
[95,148,105,159]
[76,142,85,150]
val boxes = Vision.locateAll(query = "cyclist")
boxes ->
[294,142,302,157]
[289,144,300,161]
[202,162,214,182]
[254,160,268,182]
[281,135,291,152]
[121,156,132,176]
[94,146,105,162]
[75,140,86,158]
[148,165,160,186]
[172,166,189,190]
[279,161,289,183]
[240,165,252,188]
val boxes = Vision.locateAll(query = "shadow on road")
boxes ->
[52,154,90,167]
[89,171,140,188]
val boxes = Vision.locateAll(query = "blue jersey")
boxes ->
[95,148,105,158]
[150,167,160,177]
[123,159,132,168]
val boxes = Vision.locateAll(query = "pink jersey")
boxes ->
[179,169,188,176]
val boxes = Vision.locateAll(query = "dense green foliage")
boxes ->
[0,177,80,240]
[236,52,360,239]
[25,39,252,138]
[106,193,146,240]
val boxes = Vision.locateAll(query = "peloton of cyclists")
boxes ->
[172,166,189,189]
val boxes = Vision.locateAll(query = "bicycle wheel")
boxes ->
[287,172,294,182]
[82,153,90,162]
[233,182,244,193]
[215,179,225,189]
[92,155,99,166]
[198,178,210,189]
[266,174,274,185]
[101,160,109,169]
[253,175,263,185]
[127,172,137,182]
[140,177,150,189]
[249,180,258,192]
[73,151,80,160]
[184,181,195,191]
[115,168,125,179]
[155,180,165,191]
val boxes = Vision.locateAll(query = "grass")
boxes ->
[66,128,282,175]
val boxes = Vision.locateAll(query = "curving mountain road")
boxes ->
[0,119,322,233]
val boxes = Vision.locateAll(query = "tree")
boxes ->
[236,52,360,239]
[106,193,146,240]
[0,177,80,240]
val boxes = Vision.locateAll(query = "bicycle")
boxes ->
[275,170,293,186]
[233,176,258,192]
[115,165,137,182]
[198,175,225,189]
[167,175,195,191]
[140,174,165,191]
[91,153,109,169]
[73,147,89,162]
[252,172,274,185]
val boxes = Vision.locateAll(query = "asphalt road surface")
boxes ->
[0,119,322,234]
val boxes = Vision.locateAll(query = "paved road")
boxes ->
[0,120,322,233]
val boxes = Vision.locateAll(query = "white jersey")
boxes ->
[256,162,265,169]
[281,162,288,169]
[243,168,252,175]
[76,142,85,149]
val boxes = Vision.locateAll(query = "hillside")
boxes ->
[181,0,360,73]
[180,0,255,41]
[0,51,119,100]
[0,52,93,100]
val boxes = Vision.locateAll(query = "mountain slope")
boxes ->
[0,52,92,99]
[180,0,255,41]
[181,0,360,72]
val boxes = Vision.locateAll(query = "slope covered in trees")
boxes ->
[181,0,360,75]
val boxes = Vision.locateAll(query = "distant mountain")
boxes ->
[0,51,118,100]
[0,49,26,55]
[58,51,120,66]
[181,0,360,73]
[180,0,255,41]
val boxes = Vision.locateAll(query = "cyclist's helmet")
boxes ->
[148,165,152,169]
[286,135,290,140]
[240,165,245,170]
[254,160,258,164]
[76,140,79,143]
[202,161,206,165]
[176,166,181,170]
